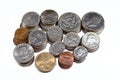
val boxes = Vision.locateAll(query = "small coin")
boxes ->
[58,12,81,33]
[49,41,65,57]
[35,52,56,72]
[81,32,100,52]
[47,26,63,43]
[82,12,104,34]
[40,9,58,25]
[63,32,80,50]
[58,52,74,69]
[40,22,54,31]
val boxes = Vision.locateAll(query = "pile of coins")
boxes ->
[13,9,104,72]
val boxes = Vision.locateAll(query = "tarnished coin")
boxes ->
[35,52,56,72]
[29,30,47,52]
[82,12,104,34]
[13,27,29,45]
[49,41,65,57]
[47,26,63,43]
[13,43,34,65]
[40,9,58,25]
[58,52,74,69]
[58,12,81,33]
[63,32,80,50]
[73,46,88,63]
[40,22,54,31]
[21,12,40,31]
[81,32,100,52]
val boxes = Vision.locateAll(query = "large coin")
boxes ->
[35,52,56,72]
[58,12,81,33]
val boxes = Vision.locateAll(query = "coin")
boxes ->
[58,12,81,33]
[21,12,40,31]
[47,26,63,43]
[40,9,58,25]
[35,52,56,72]
[13,43,34,64]
[49,41,65,57]
[40,22,54,31]
[73,46,88,63]
[58,52,74,69]
[29,30,47,52]
[81,32,100,52]
[82,12,104,34]
[63,32,80,50]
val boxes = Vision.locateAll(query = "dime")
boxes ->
[40,9,58,25]
[29,30,47,52]
[21,12,40,31]
[73,46,88,63]
[58,12,81,33]
[63,32,80,50]
[13,43,34,64]
[13,27,29,45]
[35,52,56,72]
[49,41,65,57]
[47,26,63,43]
[81,32,100,52]
[82,12,104,34]
[58,52,74,69]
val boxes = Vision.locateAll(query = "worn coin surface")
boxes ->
[35,52,56,72]
[47,26,63,43]
[21,12,40,30]
[73,46,88,63]
[63,32,80,50]
[49,41,65,56]
[58,12,81,33]
[40,22,54,31]
[58,52,74,69]
[40,9,58,25]
[81,32,100,52]
[82,12,104,34]
[29,30,47,52]
[13,43,34,63]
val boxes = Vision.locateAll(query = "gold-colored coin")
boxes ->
[35,52,56,72]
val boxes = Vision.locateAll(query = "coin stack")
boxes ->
[13,9,104,72]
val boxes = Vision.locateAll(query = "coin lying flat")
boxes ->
[58,12,81,33]
[35,52,56,72]
[82,12,104,34]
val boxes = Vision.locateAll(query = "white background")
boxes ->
[0,0,119,80]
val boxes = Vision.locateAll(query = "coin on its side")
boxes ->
[35,52,56,72]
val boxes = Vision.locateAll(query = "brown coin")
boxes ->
[58,52,74,69]
[35,52,56,72]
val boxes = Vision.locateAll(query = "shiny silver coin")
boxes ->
[58,12,81,33]
[13,43,34,63]
[81,32,100,52]
[64,32,80,50]
[82,12,104,34]
[29,30,47,52]
[47,26,63,43]
[73,46,88,63]
[21,12,40,30]
[40,9,58,25]
[49,41,65,56]
[40,22,54,31]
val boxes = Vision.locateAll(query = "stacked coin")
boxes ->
[13,10,104,72]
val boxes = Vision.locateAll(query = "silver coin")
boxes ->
[82,12,104,34]
[13,43,34,63]
[73,46,88,63]
[58,12,81,33]
[21,12,40,30]
[40,9,58,25]
[63,32,80,50]
[49,41,65,56]
[81,32,100,52]
[40,22,54,31]
[47,26,63,43]
[29,30,47,52]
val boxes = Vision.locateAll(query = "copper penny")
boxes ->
[58,52,74,69]
[35,52,56,72]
